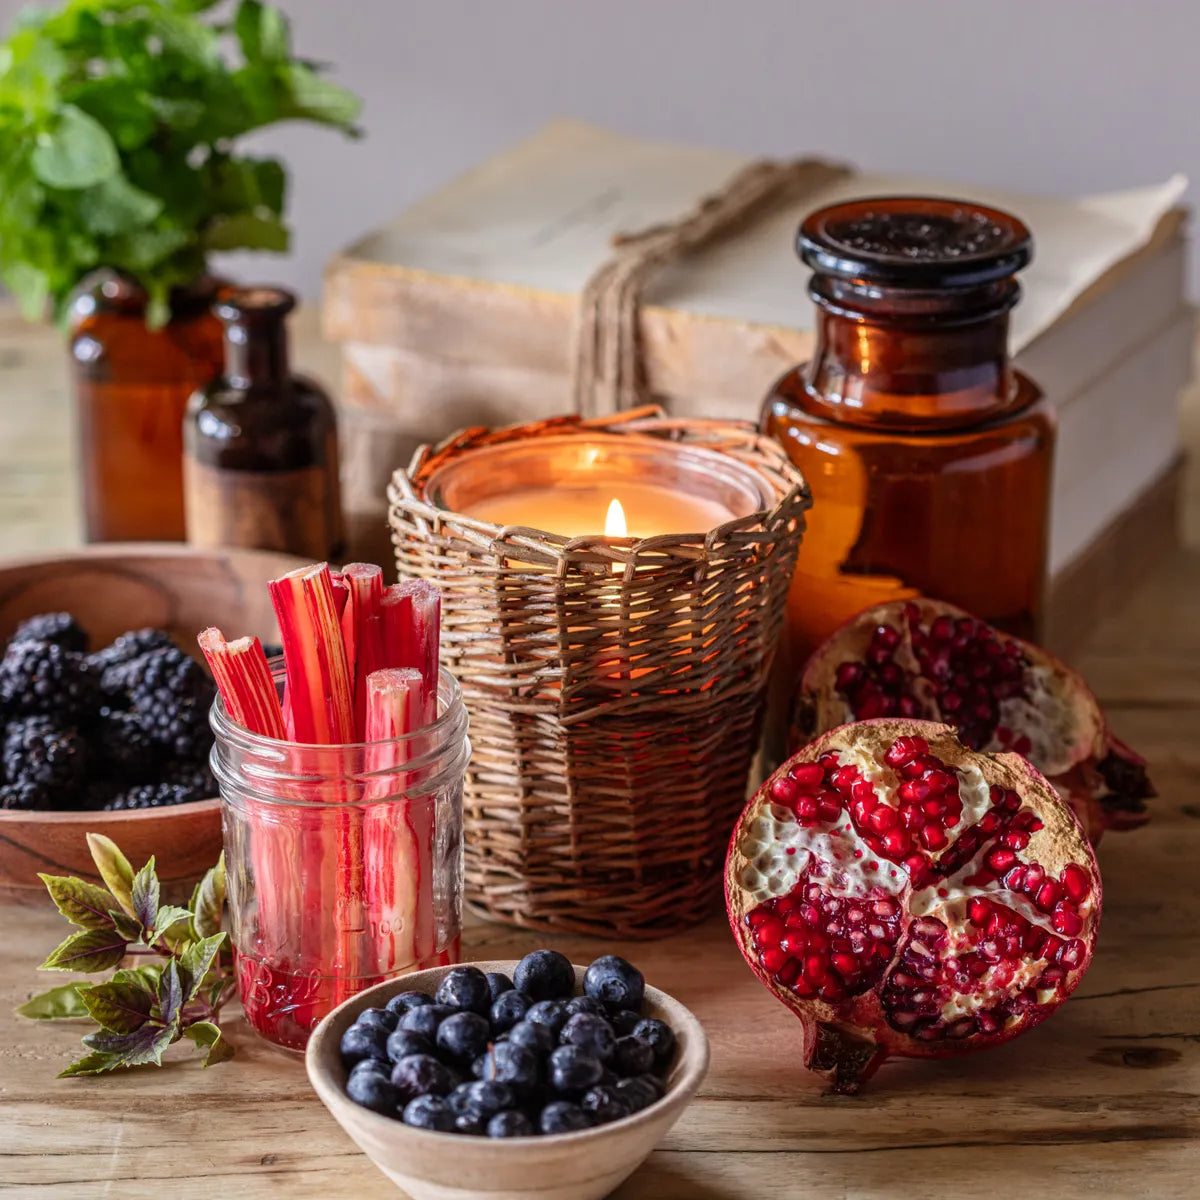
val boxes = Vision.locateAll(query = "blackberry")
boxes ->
[91,628,174,676]
[126,647,216,758]
[0,640,99,720]
[0,780,50,810]
[10,613,88,653]
[93,708,161,780]
[103,782,199,811]
[162,758,216,800]
[2,716,87,799]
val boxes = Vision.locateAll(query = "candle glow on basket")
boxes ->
[200,562,457,1051]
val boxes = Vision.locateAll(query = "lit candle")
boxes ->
[463,481,736,539]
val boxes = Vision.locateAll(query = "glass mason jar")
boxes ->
[69,270,225,543]
[763,197,1055,664]
[211,666,470,1052]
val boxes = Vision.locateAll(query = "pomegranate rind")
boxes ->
[725,718,1101,1092]
[791,598,1154,842]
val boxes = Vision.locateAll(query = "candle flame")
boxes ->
[604,498,627,538]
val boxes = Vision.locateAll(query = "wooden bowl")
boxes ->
[0,543,304,901]
[306,961,710,1200]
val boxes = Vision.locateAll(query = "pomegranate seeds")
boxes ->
[725,718,1100,1093]
[792,597,1155,842]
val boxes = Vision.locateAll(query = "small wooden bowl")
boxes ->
[306,960,710,1200]
[0,543,303,901]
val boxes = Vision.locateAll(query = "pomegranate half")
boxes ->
[725,719,1100,1093]
[791,598,1154,842]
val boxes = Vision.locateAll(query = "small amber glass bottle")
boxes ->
[183,287,345,560]
[70,272,225,543]
[763,197,1054,663]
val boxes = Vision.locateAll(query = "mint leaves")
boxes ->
[0,0,362,325]
[16,833,236,1077]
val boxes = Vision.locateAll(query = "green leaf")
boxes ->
[86,835,135,917]
[78,977,154,1034]
[183,1020,234,1067]
[202,211,288,252]
[37,874,118,930]
[58,1049,123,1077]
[15,982,89,1020]
[151,905,193,944]
[78,174,163,236]
[130,856,159,932]
[157,959,184,1026]
[39,928,128,973]
[79,1021,178,1071]
[3,260,50,321]
[190,852,225,939]
[110,910,143,943]
[178,933,225,1004]
[236,0,290,64]
[281,63,362,128]
[31,104,120,189]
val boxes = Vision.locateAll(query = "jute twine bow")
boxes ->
[570,157,848,417]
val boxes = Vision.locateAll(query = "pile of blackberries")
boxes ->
[0,612,216,811]
[339,950,677,1137]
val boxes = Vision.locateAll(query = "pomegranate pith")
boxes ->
[791,598,1155,843]
[725,719,1100,1093]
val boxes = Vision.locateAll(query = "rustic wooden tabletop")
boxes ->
[0,306,1197,1199]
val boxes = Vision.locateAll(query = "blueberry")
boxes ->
[583,955,644,1013]
[349,1057,391,1082]
[638,1072,665,1099]
[564,995,604,1018]
[485,971,514,1003]
[386,1029,435,1062]
[489,989,529,1034]
[455,1079,517,1119]
[631,1017,676,1065]
[507,1019,556,1058]
[437,1011,491,1065]
[513,949,575,1001]
[435,966,493,1015]
[609,1009,641,1036]
[475,1041,539,1095]
[390,1053,458,1101]
[402,1094,455,1131]
[580,1084,631,1125]
[596,1067,619,1089]
[548,1045,603,1093]
[385,990,435,1017]
[355,1006,398,1033]
[488,1110,535,1138]
[346,1068,400,1115]
[539,1100,591,1134]
[340,1022,390,1067]
[613,1034,655,1077]
[454,1111,486,1135]
[525,999,568,1037]
[397,1003,453,1041]
[559,1012,616,1063]
[613,1075,659,1113]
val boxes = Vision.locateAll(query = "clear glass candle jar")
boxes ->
[211,665,470,1052]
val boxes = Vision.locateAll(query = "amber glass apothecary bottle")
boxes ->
[183,287,344,560]
[70,272,225,542]
[763,197,1055,663]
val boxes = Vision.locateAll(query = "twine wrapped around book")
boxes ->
[571,157,846,417]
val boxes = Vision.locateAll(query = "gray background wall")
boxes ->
[5,0,1199,297]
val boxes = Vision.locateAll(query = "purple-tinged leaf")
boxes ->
[86,834,134,918]
[158,960,183,1027]
[37,874,118,930]
[80,1021,178,1070]
[178,933,226,1005]
[39,928,127,973]
[78,977,154,1034]
[130,856,159,933]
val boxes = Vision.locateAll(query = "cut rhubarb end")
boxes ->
[804,1022,888,1095]
[198,627,286,740]
[341,563,385,741]
[381,581,441,725]
[366,667,426,741]
[269,563,356,745]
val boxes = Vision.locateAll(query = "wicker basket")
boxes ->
[388,409,810,938]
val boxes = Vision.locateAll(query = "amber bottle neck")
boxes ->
[222,317,289,389]
[801,277,1025,430]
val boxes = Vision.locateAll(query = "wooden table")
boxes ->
[1,307,1197,1198]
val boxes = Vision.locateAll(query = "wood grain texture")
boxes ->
[0,304,1197,1196]
[0,544,301,900]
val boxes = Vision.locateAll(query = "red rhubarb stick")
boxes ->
[381,581,440,726]
[198,628,286,738]
[340,563,385,740]
[268,564,360,1000]
[364,668,429,974]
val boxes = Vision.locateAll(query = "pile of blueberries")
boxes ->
[339,950,676,1137]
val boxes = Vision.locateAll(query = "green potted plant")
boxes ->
[0,0,361,542]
